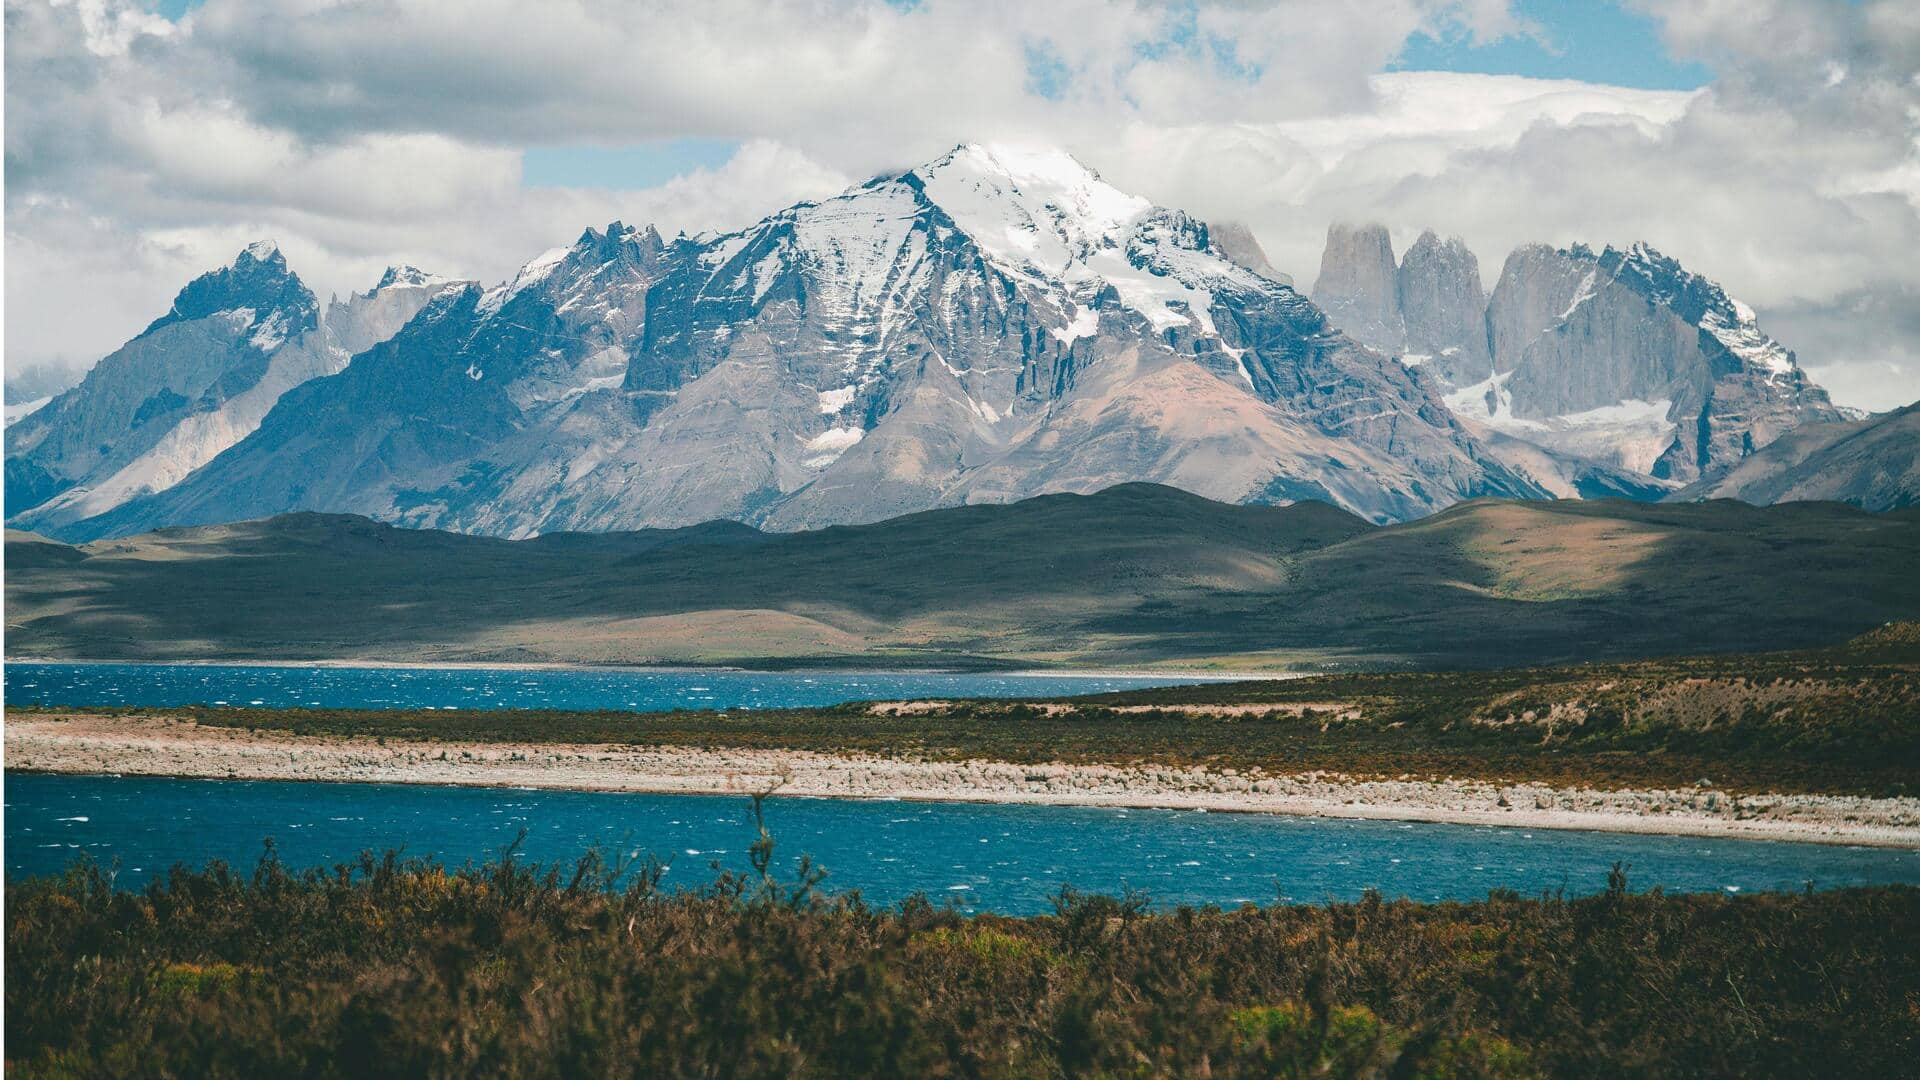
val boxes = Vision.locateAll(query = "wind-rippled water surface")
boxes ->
[8,774,1917,914]
[2,662,1227,712]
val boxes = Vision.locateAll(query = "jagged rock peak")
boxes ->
[374,265,449,290]
[1208,220,1292,286]
[577,220,665,252]
[476,220,668,319]
[143,241,316,340]
[1313,221,1403,354]
[1594,242,1746,329]
[1395,229,1490,384]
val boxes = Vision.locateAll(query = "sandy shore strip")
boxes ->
[8,711,1918,848]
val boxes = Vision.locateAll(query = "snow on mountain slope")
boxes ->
[4,243,321,520]
[914,144,1262,336]
[1316,226,1848,491]
[13,266,465,531]
[55,144,1543,541]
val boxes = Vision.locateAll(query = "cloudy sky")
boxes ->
[6,0,1918,409]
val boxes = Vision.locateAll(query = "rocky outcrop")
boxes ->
[1473,243,1845,483]
[1484,243,1597,376]
[1312,222,1403,355]
[1305,225,1852,489]
[1311,225,1494,388]
[1207,220,1292,286]
[1396,230,1490,388]
[1673,403,1918,511]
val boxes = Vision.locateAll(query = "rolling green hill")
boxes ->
[6,484,1918,669]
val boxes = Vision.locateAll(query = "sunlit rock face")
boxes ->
[6,245,463,536]
[1313,224,1847,491]
[1313,222,1403,357]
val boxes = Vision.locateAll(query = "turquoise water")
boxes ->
[2,662,1222,712]
[8,774,1917,913]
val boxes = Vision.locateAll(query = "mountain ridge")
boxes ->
[13,145,1905,543]
[32,144,1541,542]
[6,247,466,533]
[1311,224,1857,498]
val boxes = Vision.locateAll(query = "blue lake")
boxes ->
[8,774,1918,913]
[1,662,1224,712]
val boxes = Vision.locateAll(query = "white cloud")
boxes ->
[6,0,1917,412]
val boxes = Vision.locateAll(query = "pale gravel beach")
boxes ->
[8,711,1918,849]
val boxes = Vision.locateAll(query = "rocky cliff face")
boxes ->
[1312,226,1851,489]
[1312,222,1403,356]
[1483,243,1599,377]
[7,252,462,535]
[1396,230,1490,388]
[60,145,1542,541]
[1464,243,1845,483]
[1208,220,1292,286]
[4,243,320,518]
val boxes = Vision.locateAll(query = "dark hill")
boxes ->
[6,484,1915,669]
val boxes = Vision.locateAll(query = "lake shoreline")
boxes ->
[3,655,1287,681]
[10,712,1917,850]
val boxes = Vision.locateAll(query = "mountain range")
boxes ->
[1309,223,1897,503]
[6,144,1913,542]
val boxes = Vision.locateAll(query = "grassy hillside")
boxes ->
[7,485,1919,668]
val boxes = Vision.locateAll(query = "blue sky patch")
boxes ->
[521,139,743,190]
[1393,0,1712,90]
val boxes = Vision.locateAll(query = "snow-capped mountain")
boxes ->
[1312,225,1847,491]
[50,144,1541,541]
[5,242,319,518]
[5,245,464,534]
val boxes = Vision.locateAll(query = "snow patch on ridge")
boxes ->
[249,310,291,352]
[1701,302,1795,380]
[915,143,1262,339]
[478,245,570,316]
[802,425,865,468]
[5,396,51,426]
